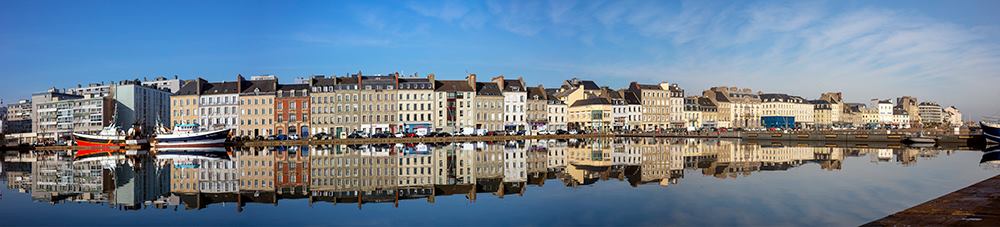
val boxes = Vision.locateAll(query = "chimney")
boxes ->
[427,73,436,90]
[393,72,400,88]
[196,77,204,95]
[466,74,477,92]
[236,74,245,93]
[357,70,363,88]
[492,75,504,89]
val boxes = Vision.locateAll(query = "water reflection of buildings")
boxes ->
[0,139,955,211]
[16,152,171,210]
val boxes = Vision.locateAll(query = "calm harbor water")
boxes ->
[1,138,997,226]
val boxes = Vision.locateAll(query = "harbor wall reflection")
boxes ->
[0,139,957,211]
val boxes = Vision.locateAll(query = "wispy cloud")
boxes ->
[342,0,1000,117]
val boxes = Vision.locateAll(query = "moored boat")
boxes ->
[903,132,937,144]
[981,120,1000,144]
[153,124,232,148]
[73,124,128,147]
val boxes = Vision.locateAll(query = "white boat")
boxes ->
[73,123,128,147]
[153,124,231,148]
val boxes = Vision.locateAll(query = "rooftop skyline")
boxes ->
[1,0,997,119]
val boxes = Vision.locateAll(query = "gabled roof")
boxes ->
[570,97,610,107]
[476,82,502,96]
[435,80,473,92]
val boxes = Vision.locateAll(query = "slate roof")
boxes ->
[810,100,832,110]
[501,79,525,92]
[311,77,337,86]
[622,91,641,105]
[570,97,610,107]
[603,88,623,99]
[277,84,309,91]
[174,79,202,96]
[337,76,360,85]
[893,108,908,115]
[526,86,547,99]
[241,79,276,94]
[203,82,239,95]
[398,78,433,90]
[631,82,661,90]
[760,93,805,103]
[698,97,717,107]
[476,82,503,96]
[434,80,474,92]
[713,92,731,102]
[563,78,599,90]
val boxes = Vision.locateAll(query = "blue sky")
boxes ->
[1,0,998,119]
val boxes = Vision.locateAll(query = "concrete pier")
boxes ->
[865,174,1000,226]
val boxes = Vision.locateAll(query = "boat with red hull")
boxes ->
[73,124,129,147]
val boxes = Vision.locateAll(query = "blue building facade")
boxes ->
[762,116,795,129]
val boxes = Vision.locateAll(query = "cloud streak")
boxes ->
[399,0,1000,118]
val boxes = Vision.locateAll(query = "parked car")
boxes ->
[426,132,440,137]
[555,129,568,135]
[568,130,579,135]
[347,133,363,139]
[275,135,289,141]
[394,132,406,138]
[435,132,452,137]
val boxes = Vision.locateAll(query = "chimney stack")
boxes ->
[466,74,477,91]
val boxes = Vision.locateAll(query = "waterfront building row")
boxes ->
[2,73,967,144]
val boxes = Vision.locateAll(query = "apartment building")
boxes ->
[525,86,548,133]
[493,76,527,131]
[275,84,309,137]
[31,90,113,142]
[238,77,276,137]
[544,89,568,132]
[628,82,670,131]
[668,84,686,129]
[397,74,435,133]
[475,82,504,132]
[433,75,476,133]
